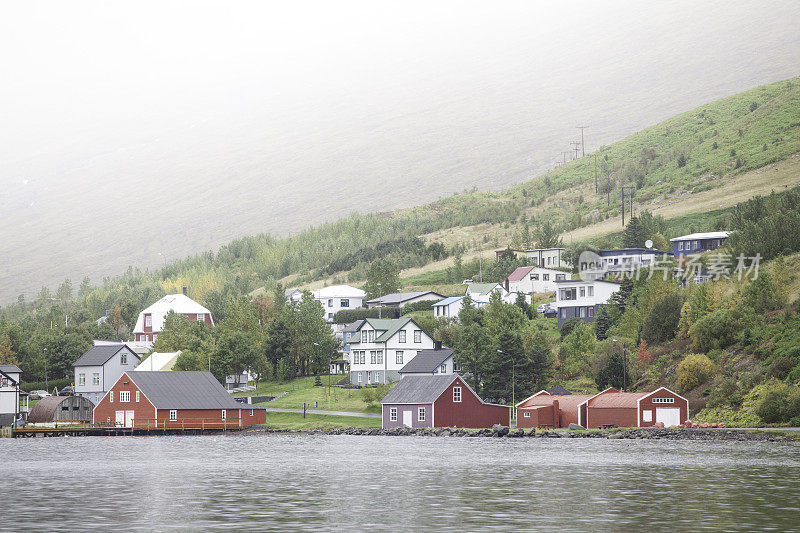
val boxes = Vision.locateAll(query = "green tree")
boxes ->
[482,331,522,402]
[452,323,491,394]
[743,272,784,314]
[596,351,626,390]
[535,220,564,249]
[364,259,401,300]
[641,292,684,344]
[559,323,596,377]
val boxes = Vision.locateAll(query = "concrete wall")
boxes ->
[382,403,432,429]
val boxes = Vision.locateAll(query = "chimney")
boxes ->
[434,340,442,350]
[181,286,188,296]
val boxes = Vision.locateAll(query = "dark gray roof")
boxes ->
[343,320,364,332]
[366,291,445,305]
[0,364,22,374]
[74,345,137,367]
[125,371,260,410]
[381,375,458,404]
[547,385,571,396]
[398,348,454,374]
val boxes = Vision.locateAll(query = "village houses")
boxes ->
[74,343,140,404]
[132,289,213,352]
[554,278,621,328]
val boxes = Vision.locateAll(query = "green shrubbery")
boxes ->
[333,308,400,323]
[401,300,436,315]
[689,308,753,352]
[755,381,800,424]
[677,353,715,392]
[642,292,683,344]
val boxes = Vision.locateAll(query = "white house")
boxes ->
[288,284,366,322]
[0,365,22,426]
[554,279,621,329]
[432,297,464,319]
[365,291,445,309]
[133,351,181,372]
[670,231,731,257]
[73,344,140,404]
[505,266,569,294]
[348,317,435,385]
[496,247,570,269]
[132,291,213,351]
[465,283,520,306]
[397,345,458,377]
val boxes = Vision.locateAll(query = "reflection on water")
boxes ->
[4,434,800,531]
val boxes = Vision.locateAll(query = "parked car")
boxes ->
[536,303,547,314]
[543,308,558,319]
[28,390,51,400]
[58,386,74,396]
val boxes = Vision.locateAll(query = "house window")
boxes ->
[390,407,397,421]
[531,274,539,281]
[120,352,127,365]
[93,373,100,385]
[145,315,152,327]
[453,360,460,372]
[367,330,375,343]
[250,409,254,416]
[370,351,377,364]
[414,330,422,343]
[357,372,362,383]
[418,407,426,422]
[110,391,114,403]
[678,242,684,251]
[560,288,576,300]
[453,386,462,403]
[366,371,371,382]
[579,287,585,297]
[197,313,205,323]
[170,410,177,420]
[523,412,531,418]
[328,313,333,320]
[579,307,586,318]
[341,299,350,308]
[377,351,383,364]
[560,308,567,318]
[694,240,699,249]
[556,274,565,281]
[588,307,594,318]
[136,391,140,403]
[652,397,675,404]
[588,286,594,297]
[328,299,333,307]
[396,351,403,364]
[441,363,447,373]
[78,373,86,386]
[543,274,550,281]
[120,391,130,402]
[399,330,406,343]
[221,410,226,420]
[643,410,653,422]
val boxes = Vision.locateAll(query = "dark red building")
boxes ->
[381,374,510,429]
[93,371,266,429]
[516,387,688,429]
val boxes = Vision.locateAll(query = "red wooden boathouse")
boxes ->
[93,371,266,429]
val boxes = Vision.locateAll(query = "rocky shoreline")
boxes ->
[245,425,800,442]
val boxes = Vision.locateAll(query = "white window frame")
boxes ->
[390,407,397,421]
[377,350,383,364]
[453,386,462,403]
[93,373,100,386]
[643,410,653,422]
[588,286,594,297]
[341,298,349,308]
[169,410,177,420]
[221,410,226,420]
[396,351,404,365]
[145,315,152,327]
[328,299,333,307]
[109,391,114,403]
[78,373,85,386]
[652,397,675,404]
[441,363,447,373]
[120,352,127,365]
[543,273,549,281]
[357,372,362,383]
[418,407,426,422]
[120,391,130,403]
[524,412,531,418]
[197,313,204,323]
[398,330,406,343]
[414,330,422,343]
[135,391,140,403]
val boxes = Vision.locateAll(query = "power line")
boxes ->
[577,126,588,157]
[570,141,580,160]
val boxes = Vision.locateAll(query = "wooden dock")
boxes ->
[6,425,245,438]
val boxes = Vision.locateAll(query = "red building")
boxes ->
[516,387,688,429]
[93,371,266,429]
[381,374,510,429]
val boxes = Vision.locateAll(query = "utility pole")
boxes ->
[606,170,611,207]
[577,126,588,157]
[570,141,580,160]
[622,185,636,226]
[594,153,598,194]
[562,151,569,164]
[621,187,625,227]
[377,283,382,319]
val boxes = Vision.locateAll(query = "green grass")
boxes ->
[235,375,383,414]
[262,411,381,430]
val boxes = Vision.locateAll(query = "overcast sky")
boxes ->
[1,1,799,301]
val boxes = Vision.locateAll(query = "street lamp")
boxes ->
[611,338,626,391]
[43,347,48,391]
[498,349,515,416]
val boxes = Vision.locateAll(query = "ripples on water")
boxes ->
[3,434,799,532]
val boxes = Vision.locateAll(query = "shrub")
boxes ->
[21,377,72,394]
[689,308,752,352]
[677,353,715,392]
[401,300,435,315]
[333,307,400,323]
[277,357,297,382]
[743,272,784,314]
[641,292,683,344]
[677,154,687,168]
[756,387,800,424]
[560,317,583,339]
[766,355,797,380]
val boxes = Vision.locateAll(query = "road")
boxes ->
[262,407,381,419]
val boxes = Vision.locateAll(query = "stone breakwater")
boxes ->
[245,425,800,442]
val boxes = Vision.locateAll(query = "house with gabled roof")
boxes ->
[0,364,22,426]
[670,231,730,257]
[505,266,569,295]
[432,296,464,319]
[74,344,140,404]
[365,291,445,309]
[347,317,435,385]
[381,374,510,429]
[132,290,213,351]
[398,344,458,377]
[92,371,266,429]
[515,387,688,429]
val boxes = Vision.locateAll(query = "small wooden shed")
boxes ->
[28,395,95,424]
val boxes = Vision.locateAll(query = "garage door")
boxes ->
[655,407,681,427]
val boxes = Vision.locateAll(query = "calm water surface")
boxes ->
[3,434,799,532]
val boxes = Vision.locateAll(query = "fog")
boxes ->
[1,0,799,301]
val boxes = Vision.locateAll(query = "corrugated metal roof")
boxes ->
[27,395,94,423]
[364,317,415,343]
[670,231,731,242]
[506,266,534,282]
[0,364,22,374]
[588,391,649,408]
[520,393,593,411]
[342,320,364,332]
[365,292,444,305]
[398,348,454,374]
[126,371,252,410]
[432,296,462,307]
[381,375,457,404]
[73,345,135,367]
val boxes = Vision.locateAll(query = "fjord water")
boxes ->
[4,435,799,531]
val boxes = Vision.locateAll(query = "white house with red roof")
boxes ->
[505,266,570,295]
[132,291,213,351]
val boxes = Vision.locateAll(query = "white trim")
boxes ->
[514,390,551,409]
